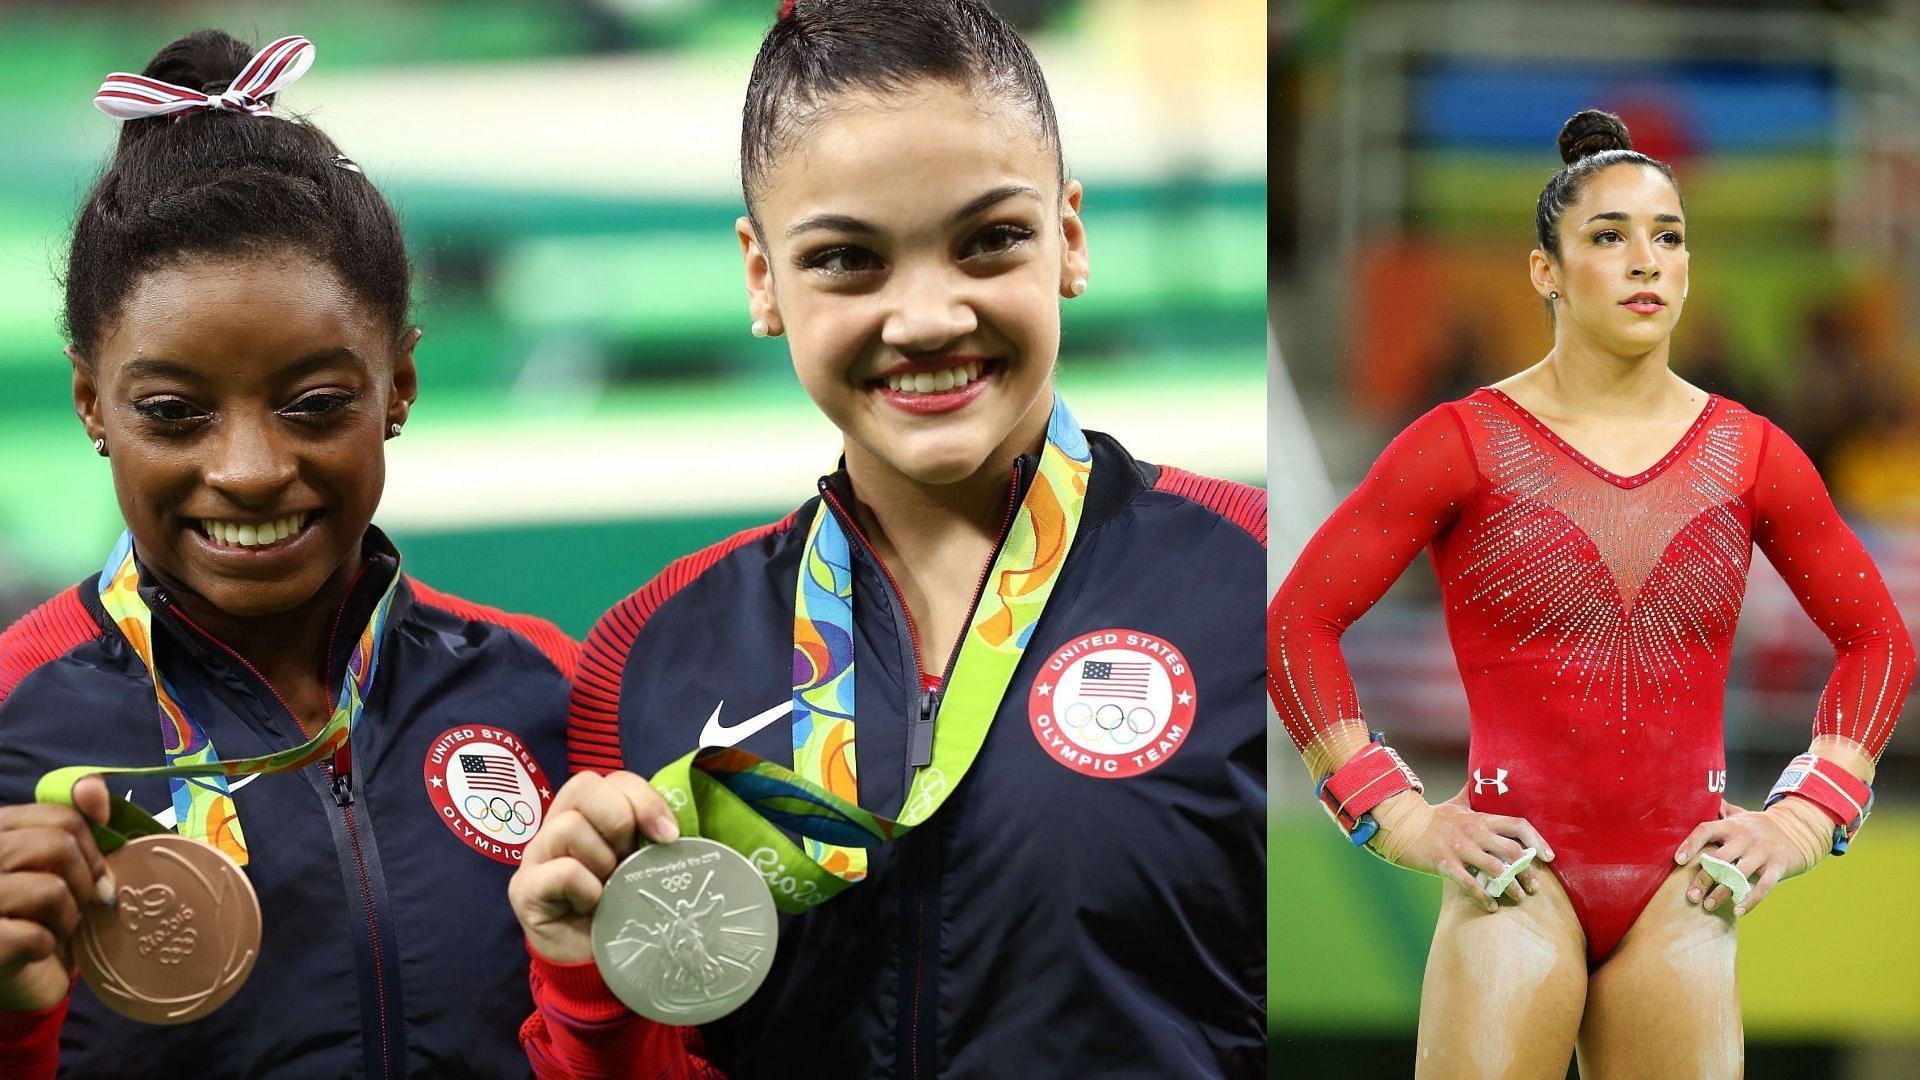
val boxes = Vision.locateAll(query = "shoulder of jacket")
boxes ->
[0,585,107,709]
[569,510,802,775]
[1145,465,1266,548]
[405,578,582,682]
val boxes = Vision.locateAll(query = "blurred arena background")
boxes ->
[1273,1,1920,1076]
[0,0,1264,637]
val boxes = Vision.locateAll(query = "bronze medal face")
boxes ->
[591,837,778,1025]
[75,833,261,1025]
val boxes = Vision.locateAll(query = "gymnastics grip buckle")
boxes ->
[1317,733,1423,847]
[1764,753,1874,855]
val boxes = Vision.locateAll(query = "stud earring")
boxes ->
[388,423,403,438]
[751,319,769,338]
[1067,277,1088,298]
[93,438,106,456]
[1548,290,1559,300]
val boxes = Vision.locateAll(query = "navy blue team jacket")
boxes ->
[0,529,574,1078]
[568,431,1268,1078]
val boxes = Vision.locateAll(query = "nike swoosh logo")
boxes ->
[698,699,793,749]
[132,772,263,831]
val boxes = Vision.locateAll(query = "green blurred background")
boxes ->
[1272,1,1920,1077]
[0,0,1266,637]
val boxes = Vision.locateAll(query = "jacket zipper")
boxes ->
[154,585,393,1076]
[817,458,1027,1079]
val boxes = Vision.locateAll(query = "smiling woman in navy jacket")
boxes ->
[509,3,1267,1076]
[0,30,574,1077]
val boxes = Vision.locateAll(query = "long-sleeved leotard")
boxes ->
[1269,388,1915,964]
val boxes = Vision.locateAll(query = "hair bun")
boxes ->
[1557,109,1631,165]
[142,29,254,96]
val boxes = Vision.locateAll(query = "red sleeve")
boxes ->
[1750,422,1915,760]
[1267,404,1479,754]
[520,949,724,1079]
[0,996,67,1078]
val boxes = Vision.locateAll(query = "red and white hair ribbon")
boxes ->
[94,35,315,121]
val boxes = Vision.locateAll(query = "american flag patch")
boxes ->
[460,753,524,794]
[1081,660,1152,700]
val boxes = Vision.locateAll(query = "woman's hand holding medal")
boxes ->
[0,776,113,1012]
[510,771,682,964]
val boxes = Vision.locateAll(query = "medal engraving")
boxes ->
[591,837,777,1025]
[75,834,261,1025]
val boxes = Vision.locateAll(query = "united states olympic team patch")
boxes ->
[424,725,554,864]
[1027,628,1197,779]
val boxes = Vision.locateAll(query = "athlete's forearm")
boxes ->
[1752,422,1915,759]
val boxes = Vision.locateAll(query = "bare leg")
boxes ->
[1416,866,1588,1079]
[1577,862,1742,1079]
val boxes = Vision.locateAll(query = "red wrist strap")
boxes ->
[1317,738,1422,834]
[1766,753,1874,852]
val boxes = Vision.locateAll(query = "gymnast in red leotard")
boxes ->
[1270,109,1915,1078]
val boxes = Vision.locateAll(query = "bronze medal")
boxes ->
[74,833,261,1025]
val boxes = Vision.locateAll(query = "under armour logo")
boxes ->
[1473,767,1509,795]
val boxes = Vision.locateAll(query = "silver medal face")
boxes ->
[590,837,778,1024]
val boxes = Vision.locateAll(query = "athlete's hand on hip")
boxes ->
[509,770,681,964]
[1373,786,1555,913]
[1676,797,1831,917]
[0,775,114,1012]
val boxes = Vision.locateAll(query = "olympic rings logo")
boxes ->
[1061,700,1159,746]
[464,793,537,837]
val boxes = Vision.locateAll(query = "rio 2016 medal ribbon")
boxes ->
[31,530,402,1023]
[73,834,261,1025]
[590,838,778,1025]
[597,395,1095,1020]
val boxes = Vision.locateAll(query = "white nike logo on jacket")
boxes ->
[699,699,793,748]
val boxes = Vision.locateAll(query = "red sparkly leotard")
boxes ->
[1270,388,1915,964]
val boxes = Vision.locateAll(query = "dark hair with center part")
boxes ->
[1534,109,1682,258]
[740,0,1064,217]
[63,29,411,361]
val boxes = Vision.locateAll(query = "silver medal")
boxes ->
[590,837,779,1024]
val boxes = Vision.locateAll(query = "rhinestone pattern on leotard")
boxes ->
[1452,395,1752,725]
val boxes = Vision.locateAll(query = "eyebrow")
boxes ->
[784,183,1046,239]
[121,346,363,383]
[1583,211,1685,225]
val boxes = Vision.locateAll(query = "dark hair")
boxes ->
[740,0,1063,216]
[63,29,411,361]
[1533,109,1682,257]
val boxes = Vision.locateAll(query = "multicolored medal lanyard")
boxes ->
[36,529,399,864]
[646,393,1092,914]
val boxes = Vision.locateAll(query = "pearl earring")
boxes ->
[751,319,769,338]
[1068,277,1088,298]
[388,423,403,438]
[1548,291,1559,300]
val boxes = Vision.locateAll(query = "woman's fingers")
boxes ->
[1736,863,1785,917]
[1444,863,1497,913]
[0,819,105,909]
[523,809,621,881]
[545,771,679,861]
[1487,814,1555,863]
[1676,818,1732,866]
[508,856,609,965]
[603,772,681,845]
[0,871,83,942]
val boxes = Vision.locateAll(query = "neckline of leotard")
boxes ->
[1477,386,1721,490]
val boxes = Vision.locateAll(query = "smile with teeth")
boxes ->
[883,360,985,395]
[199,513,311,549]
